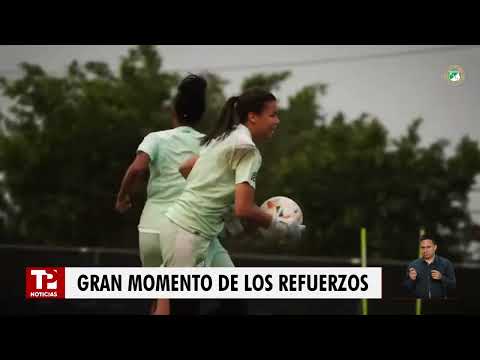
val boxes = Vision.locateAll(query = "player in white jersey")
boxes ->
[157,88,306,314]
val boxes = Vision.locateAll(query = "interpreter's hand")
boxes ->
[431,270,442,280]
[115,194,132,213]
[408,268,417,281]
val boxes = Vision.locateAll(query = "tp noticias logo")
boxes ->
[444,65,465,86]
[25,268,65,299]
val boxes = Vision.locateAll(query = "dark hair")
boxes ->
[200,87,276,146]
[174,74,207,125]
[420,236,436,245]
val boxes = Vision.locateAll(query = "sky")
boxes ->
[0,45,479,220]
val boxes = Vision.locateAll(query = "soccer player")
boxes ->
[154,88,306,314]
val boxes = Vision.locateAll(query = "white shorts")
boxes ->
[139,217,210,267]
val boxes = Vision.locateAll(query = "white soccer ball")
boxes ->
[260,196,303,226]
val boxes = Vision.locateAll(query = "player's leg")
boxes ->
[159,218,210,315]
[205,237,248,314]
[152,298,171,315]
[206,237,235,268]
[139,231,164,267]
[161,219,210,268]
[138,231,169,315]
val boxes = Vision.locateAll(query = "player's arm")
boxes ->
[179,155,199,179]
[115,152,150,213]
[232,147,270,228]
[234,182,272,228]
[233,147,305,240]
[241,219,261,234]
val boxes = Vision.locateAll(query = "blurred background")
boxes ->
[1,45,479,315]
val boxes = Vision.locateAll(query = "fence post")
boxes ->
[361,227,368,315]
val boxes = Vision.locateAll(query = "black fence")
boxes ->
[2,244,479,315]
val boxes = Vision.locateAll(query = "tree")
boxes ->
[0,46,178,247]
[224,71,480,261]
[0,46,230,249]
[1,47,479,262]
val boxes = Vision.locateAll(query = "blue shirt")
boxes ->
[403,255,456,299]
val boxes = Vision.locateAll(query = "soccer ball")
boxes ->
[259,196,304,242]
[260,196,303,226]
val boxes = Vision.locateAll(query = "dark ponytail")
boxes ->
[201,88,276,146]
[200,96,239,146]
[174,74,207,125]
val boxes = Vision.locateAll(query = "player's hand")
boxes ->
[269,213,306,243]
[115,194,132,213]
[285,222,306,242]
[431,270,442,280]
[222,205,245,237]
[408,268,417,281]
[276,223,306,247]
